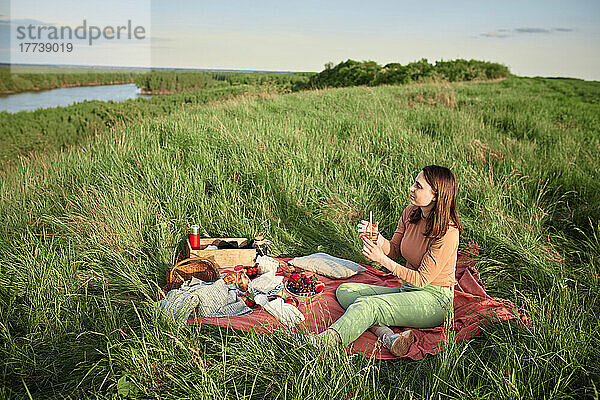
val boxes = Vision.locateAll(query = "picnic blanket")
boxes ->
[188,242,528,360]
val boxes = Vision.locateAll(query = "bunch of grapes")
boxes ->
[286,271,325,296]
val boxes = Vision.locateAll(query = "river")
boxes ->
[0,84,151,113]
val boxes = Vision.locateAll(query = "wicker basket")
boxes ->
[168,257,220,289]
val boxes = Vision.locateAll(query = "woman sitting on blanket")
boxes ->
[312,165,461,357]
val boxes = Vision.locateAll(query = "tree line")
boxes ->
[134,70,313,93]
[0,67,139,94]
[1,59,510,95]
[303,59,511,89]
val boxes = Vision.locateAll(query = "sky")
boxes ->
[1,0,599,80]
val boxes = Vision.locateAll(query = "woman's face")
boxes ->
[409,171,436,207]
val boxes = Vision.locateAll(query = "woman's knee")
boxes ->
[336,283,362,309]
[336,283,400,310]
[343,296,378,322]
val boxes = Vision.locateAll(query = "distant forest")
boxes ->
[305,58,511,89]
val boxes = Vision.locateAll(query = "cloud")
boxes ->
[479,27,573,39]
[514,27,550,33]
[480,32,509,38]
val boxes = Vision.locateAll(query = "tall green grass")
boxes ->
[0,77,599,398]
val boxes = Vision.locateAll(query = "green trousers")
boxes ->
[330,281,454,346]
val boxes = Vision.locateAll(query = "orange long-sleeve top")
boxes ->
[385,205,459,288]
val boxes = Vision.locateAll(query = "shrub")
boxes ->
[306,58,511,89]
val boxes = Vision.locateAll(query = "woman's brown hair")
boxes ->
[408,165,462,239]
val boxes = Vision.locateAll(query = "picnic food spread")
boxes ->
[158,232,326,326]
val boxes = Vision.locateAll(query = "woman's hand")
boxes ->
[361,235,387,265]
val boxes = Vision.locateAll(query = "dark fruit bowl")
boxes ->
[284,280,325,298]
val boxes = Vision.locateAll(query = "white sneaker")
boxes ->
[381,333,401,350]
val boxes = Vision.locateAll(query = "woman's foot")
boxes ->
[382,330,414,357]
[370,325,394,338]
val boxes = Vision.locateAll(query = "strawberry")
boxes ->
[284,297,298,306]
[315,282,325,293]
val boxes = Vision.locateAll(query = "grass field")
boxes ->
[0,84,256,169]
[0,76,599,399]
